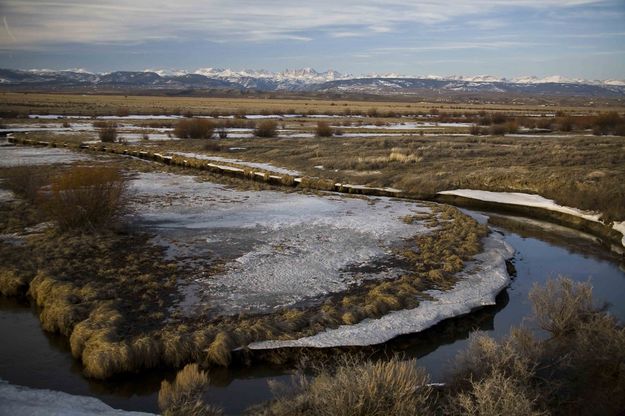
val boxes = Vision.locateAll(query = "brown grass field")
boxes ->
[2,92,624,117]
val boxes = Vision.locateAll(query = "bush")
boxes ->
[265,356,432,416]
[98,123,118,143]
[174,119,215,139]
[45,166,127,231]
[115,107,130,117]
[446,277,625,416]
[159,364,222,416]
[1,165,50,203]
[447,370,544,416]
[528,276,598,338]
[490,124,508,136]
[315,121,334,137]
[254,120,278,138]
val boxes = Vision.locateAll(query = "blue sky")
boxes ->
[1,0,624,79]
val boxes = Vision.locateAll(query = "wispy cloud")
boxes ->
[0,0,607,48]
[2,16,17,42]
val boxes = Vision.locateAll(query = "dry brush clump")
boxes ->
[0,165,51,204]
[98,122,118,143]
[159,363,223,416]
[259,356,432,416]
[174,119,216,139]
[45,166,127,231]
[315,121,334,137]
[255,278,625,416]
[443,277,625,416]
[254,120,278,138]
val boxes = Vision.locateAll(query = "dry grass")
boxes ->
[529,277,598,337]
[6,92,619,119]
[159,363,223,416]
[254,120,278,138]
[45,166,127,231]
[0,268,30,296]
[315,121,333,137]
[446,370,545,416]
[205,331,233,367]
[174,119,216,139]
[256,278,625,416]
[98,122,118,143]
[443,277,625,416]
[1,165,51,203]
[259,356,432,416]
[193,133,625,221]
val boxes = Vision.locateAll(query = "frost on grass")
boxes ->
[0,379,155,416]
[249,232,514,349]
[128,172,432,316]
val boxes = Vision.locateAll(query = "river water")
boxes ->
[1,209,624,415]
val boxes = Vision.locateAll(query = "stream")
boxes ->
[1,208,624,415]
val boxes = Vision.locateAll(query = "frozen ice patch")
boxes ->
[128,172,433,315]
[0,144,90,167]
[171,152,301,176]
[249,233,514,348]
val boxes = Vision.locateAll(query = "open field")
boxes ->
[3,93,623,224]
[1,92,625,415]
[2,92,624,118]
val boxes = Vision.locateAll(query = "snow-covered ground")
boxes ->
[171,152,300,175]
[438,189,625,248]
[335,122,472,129]
[0,380,154,416]
[128,172,433,316]
[0,189,14,202]
[249,232,513,348]
[0,143,91,167]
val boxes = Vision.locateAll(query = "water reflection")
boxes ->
[1,211,624,414]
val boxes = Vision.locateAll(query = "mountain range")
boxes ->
[1,67,624,98]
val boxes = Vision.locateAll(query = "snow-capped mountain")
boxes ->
[193,67,351,84]
[0,67,623,97]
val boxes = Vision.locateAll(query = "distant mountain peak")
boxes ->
[1,67,623,98]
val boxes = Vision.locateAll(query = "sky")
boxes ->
[0,0,624,79]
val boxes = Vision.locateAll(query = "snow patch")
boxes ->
[438,189,625,248]
[129,172,432,315]
[249,233,513,348]
[0,144,91,167]
[0,380,154,416]
[171,152,300,175]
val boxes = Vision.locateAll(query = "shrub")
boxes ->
[446,370,544,416]
[98,123,118,143]
[45,166,127,231]
[315,121,333,137]
[469,124,481,136]
[1,165,50,203]
[115,107,130,117]
[528,276,597,338]
[158,363,222,416]
[265,356,432,416]
[592,111,624,135]
[490,124,508,136]
[174,119,215,139]
[254,120,278,138]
